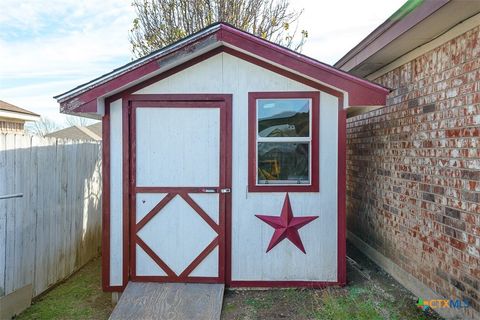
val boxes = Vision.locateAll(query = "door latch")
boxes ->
[220,188,231,193]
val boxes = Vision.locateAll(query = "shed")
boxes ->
[55,23,389,290]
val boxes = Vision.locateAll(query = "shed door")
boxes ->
[129,97,230,283]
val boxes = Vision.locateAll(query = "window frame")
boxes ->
[248,91,320,192]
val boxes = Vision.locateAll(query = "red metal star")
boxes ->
[255,193,318,254]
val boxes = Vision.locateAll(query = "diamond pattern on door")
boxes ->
[134,192,221,280]
[136,193,168,223]
[136,244,168,276]
[189,193,220,224]
[130,98,230,284]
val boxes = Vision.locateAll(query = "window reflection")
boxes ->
[258,99,310,137]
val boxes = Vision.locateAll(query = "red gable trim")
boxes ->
[59,24,389,114]
[218,24,389,106]
[59,31,220,114]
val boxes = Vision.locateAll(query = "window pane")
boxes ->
[257,142,309,184]
[258,99,310,137]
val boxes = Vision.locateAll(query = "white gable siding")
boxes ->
[108,53,339,282]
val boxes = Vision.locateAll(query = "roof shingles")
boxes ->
[0,100,40,116]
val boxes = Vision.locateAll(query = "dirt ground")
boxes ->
[221,243,443,319]
[17,242,443,319]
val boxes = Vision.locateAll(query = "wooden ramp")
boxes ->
[109,282,224,320]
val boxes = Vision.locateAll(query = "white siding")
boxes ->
[125,53,339,281]
[109,99,123,286]
[135,107,220,187]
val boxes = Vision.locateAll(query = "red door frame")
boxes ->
[127,94,232,284]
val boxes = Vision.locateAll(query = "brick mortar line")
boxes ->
[346,147,480,155]
[348,203,479,242]
[347,95,480,124]
[346,179,480,208]
[347,120,480,131]
[347,111,480,128]
[348,217,479,269]
[347,103,480,125]
[381,65,480,96]
[383,73,480,100]
[375,59,480,92]
[345,161,480,177]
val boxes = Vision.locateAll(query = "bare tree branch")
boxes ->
[129,0,308,58]
[27,117,62,137]
[65,115,90,127]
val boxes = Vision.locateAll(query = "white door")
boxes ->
[129,96,230,283]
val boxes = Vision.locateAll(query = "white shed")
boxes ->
[55,23,389,291]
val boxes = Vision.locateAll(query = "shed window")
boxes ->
[248,92,319,192]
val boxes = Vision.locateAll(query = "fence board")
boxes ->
[5,134,15,295]
[0,133,102,298]
[0,135,6,296]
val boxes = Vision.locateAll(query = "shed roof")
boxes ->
[0,100,40,116]
[55,23,390,118]
[45,122,102,141]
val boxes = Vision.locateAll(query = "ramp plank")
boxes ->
[109,282,224,320]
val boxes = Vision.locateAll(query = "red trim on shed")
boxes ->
[92,26,360,289]
[125,94,232,284]
[122,99,130,289]
[230,281,340,288]
[337,103,347,286]
[101,94,346,290]
[228,97,346,288]
[56,24,388,114]
[218,25,387,107]
[247,91,319,193]
[101,101,112,291]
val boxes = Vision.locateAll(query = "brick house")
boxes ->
[0,100,40,133]
[335,1,479,319]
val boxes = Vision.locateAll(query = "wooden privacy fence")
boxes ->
[0,133,102,298]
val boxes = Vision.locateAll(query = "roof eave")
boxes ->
[54,23,223,102]
[0,109,41,121]
[334,0,449,71]
[56,22,390,116]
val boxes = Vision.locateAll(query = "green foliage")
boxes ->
[17,258,111,320]
[313,289,383,320]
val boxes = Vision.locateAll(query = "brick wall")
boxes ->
[346,25,479,317]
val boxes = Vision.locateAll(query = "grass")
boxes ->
[312,285,436,320]
[313,288,385,320]
[222,283,437,320]
[17,258,112,320]
[17,244,441,320]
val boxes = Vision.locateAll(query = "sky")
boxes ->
[0,0,405,124]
